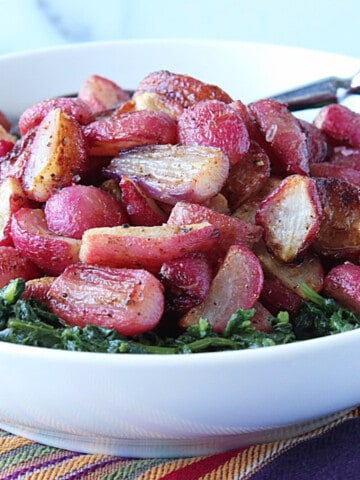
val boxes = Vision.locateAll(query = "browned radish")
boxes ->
[256,174,322,262]
[254,240,324,298]
[221,140,271,210]
[310,162,360,187]
[168,200,262,259]
[299,119,328,164]
[83,109,178,156]
[178,99,250,166]
[22,108,89,202]
[0,177,29,245]
[0,245,42,288]
[259,278,302,318]
[130,91,183,119]
[18,97,94,136]
[11,208,81,275]
[119,176,168,226]
[179,245,264,332]
[314,177,360,262]
[78,74,130,113]
[134,70,232,111]
[105,144,229,205]
[47,264,164,335]
[314,104,360,148]
[79,222,219,272]
[0,129,36,183]
[232,176,283,225]
[44,185,128,239]
[23,276,56,303]
[248,99,310,175]
[323,262,360,316]
[160,253,213,315]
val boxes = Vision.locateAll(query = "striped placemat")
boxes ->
[1,406,360,479]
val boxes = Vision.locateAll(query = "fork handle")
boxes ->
[270,76,352,111]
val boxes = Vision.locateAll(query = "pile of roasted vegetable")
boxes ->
[0,70,360,353]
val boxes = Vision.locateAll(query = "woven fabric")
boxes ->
[0,407,359,479]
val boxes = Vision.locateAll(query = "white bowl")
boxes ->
[0,39,359,458]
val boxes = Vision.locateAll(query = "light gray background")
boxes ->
[0,0,358,58]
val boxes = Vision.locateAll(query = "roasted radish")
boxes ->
[22,108,89,202]
[44,184,128,239]
[47,264,164,335]
[0,245,42,288]
[178,99,250,166]
[255,175,322,262]
[179,245,264,332]
[11,208,81,275]
[80,222,219,272]
[105,144,229,205]
[83,109,178,156]
[78,74,131,113]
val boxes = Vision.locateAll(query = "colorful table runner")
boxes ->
[1,406,360,479]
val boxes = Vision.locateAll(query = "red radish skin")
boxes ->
[78,74,130,113]
[178,99,250,166]
[179,245,264,332]
[249,99,310,175]
[45,185,128,239]
[47,264,165,335]
[0,139,14,157]
[260,278,302,318]
[221,140,271,210]
[314,104,360,148]
[168,201,263,259]
[134,70,232,111]
[11,208,81,275]
[323,262,360,316]
[18,97,94,136]
[0,245,42,288]
[83,109,178,156]
[160,253,213,314]
[80,222,219,272]
[119,176,168,226]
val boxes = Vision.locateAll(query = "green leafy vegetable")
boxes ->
[1,279,360,354]
[293,282,360,339]
[0,278,295,354]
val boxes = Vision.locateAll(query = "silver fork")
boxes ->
[270,69,360,111]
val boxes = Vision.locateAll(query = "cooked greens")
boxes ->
[0,278,359,354]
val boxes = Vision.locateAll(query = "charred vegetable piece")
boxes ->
[255,174,322,262]
[22,108,89,202]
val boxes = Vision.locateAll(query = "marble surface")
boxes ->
[0,0,359,58]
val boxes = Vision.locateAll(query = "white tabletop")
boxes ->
[0,0,359,58]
